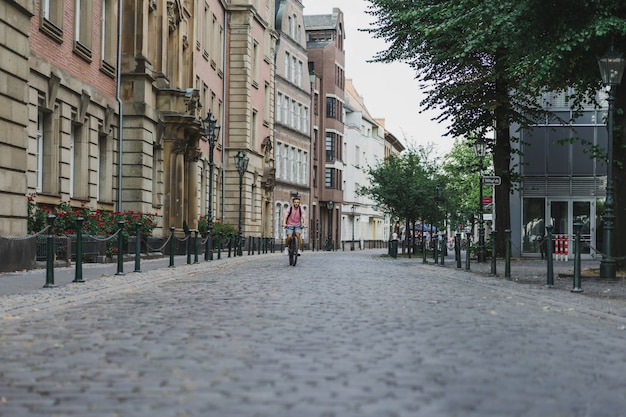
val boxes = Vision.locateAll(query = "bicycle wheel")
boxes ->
[289,238,297,266]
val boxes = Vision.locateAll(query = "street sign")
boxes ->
[482,176,501,185]
[482,197,493,204]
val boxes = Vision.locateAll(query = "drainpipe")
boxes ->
[116,0,124,211]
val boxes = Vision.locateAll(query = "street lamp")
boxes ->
[597,44,626,279]
[434,185,440,264]
[351,205,356,251]
[473,136,487,263]
[203,111,220,261]
[234,150,249,256]
[326,201,334,251]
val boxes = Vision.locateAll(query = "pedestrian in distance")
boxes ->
[282,196,306,255]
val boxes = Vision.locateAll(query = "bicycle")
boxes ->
[285,226,299,266]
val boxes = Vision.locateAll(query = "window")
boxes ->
[303,106,309,135]
[276,93,282,123]
[203,3,210,59]
[282,95,289,124]
[252,40,259,85]
[74,0,93,61]
[36,109,44,192]
[100,0,116,76]
[98,132,113,202]
[326,133,335,161]
[290,99,296,129]
[292,56,297,83]
[252,109,258,148]
[297,60,303,87]
[326,97,336,118]
[302,151,309,184]
[296,104,302,131]
[325,168,335,188]
[284,52,290,79]
[37,99,60,194]
[264,82,270,122]
[41,0,64,41]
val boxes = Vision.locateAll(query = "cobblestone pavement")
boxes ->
[2,250,626,416]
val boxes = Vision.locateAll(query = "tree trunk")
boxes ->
[493,62,512,257]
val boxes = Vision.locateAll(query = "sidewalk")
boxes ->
[2,250,626,301]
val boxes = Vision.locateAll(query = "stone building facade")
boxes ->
[273,0,311,245]
[27,0,119,224]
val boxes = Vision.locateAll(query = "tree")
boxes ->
[363,0,550,255]
[359,147,439,238]
[364,0,626,261]
[441,138,492,232]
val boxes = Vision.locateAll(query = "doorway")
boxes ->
[548,199,594,257]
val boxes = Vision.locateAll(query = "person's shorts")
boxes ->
[285,226,302,235]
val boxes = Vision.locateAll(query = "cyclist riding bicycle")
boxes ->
[282,196,306,255]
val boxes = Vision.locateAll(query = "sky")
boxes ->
[301,0,454,156]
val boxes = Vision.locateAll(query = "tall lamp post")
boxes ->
[598,45,626,279]
[203,111,220,261]
[434,185,440,263]
[474,137,487,263]
[351,205,356,251]
[234,150,249,256]
[325,201,334,251]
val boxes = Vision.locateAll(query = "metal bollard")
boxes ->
[465,236,470,271]
[186,230,191,264]
[433,236,438,264]
[440,238,445,265]
[490,230,497,276]
[134,222,142,272]
[505,229,511,279]
[44,215,56,288]
[217,235,222,259]
[115,220,125,276]
[193,230,199,264]
[73,217,85,283]
[456,233,462,269]
[545,225,554,287]
[572,221,583,293]
[169,226,175,267]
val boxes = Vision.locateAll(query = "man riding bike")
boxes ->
[282,196,306,255]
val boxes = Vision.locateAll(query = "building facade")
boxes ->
[511,89,608,258]
[342,79,387,247]
[27,0,120,227]
[305,7,345,251]
[0,0,34,236]
[273,0,311,245]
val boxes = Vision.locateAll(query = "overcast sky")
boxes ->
[301,0,454,156]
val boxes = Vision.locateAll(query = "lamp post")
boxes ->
[474,137,487,263]
[434,185,440,264]
[234,150,249,257]
[325,201,334,251]
[597,45,626,279]
[351,205,356,251]
[203,111,220,261]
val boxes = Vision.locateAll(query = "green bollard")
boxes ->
[186,230,191,264]
[169,226,175,267]
[193,230,199,264]
[134,222,141,273]
[217,235,222,259]
[545,225,554,287]
[490,230,497,276]
[465,236,471,271]
[440,238,445,265]
[422,237,427,264]
[44,215,56,288]
[505,229,511,280]
[572,221,583,293]
[115,220,125,276]
[73,217,85,283]
[456,233,462,269]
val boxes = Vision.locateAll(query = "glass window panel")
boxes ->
[522,127,546,175]
[522,198,545,254]
[571,127,594,176]
[573,201,591,255]
[547,127,570,175]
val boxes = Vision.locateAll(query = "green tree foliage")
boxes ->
[358,147,439,228]
[364,0,626,259]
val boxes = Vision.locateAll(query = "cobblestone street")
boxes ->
[2,250,626,416]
